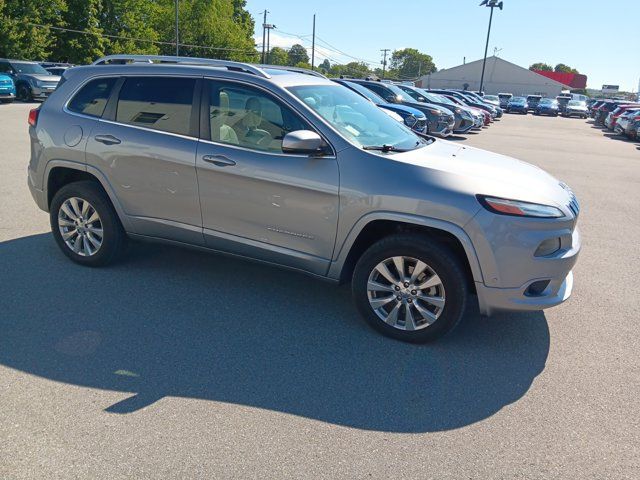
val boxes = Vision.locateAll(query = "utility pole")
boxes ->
[264,24,276,63]
[261,10,268,64]
[174,0,179,56]
[479,0,504,93]
[381,48,390,79]
[311,14,316,70]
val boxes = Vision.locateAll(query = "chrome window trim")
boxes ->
[197,137,336,159]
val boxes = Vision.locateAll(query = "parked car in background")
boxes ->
[482,95,500,107]
[462,90,504,117]
[506,97,528,114]
[605,105,640,130]
[498,93,513,108]
[556,95,572,114]
[45,66,70,76]
[615,109,640,137]
[394,84,476,134]
[429,89,499,119]
[438,93,491,126]
[0,59,61,101]
[562,100,589,119]
[593,101,628,125]
[351,79,455,137]
[0,73,16,103]
[26,54,582,343]
[534,98,559,116]
[333,79,428,136]
[526,95,542,112]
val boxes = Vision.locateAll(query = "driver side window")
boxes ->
[207,80,308,153]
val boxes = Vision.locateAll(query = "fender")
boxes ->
[43,160,133,232]
[328,211,484,283]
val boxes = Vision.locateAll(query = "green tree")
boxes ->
[287,44,309,66]
[318,59,330,73]
[555,63,579,74]
[328,61,371,78]
[388,48,435,79]
[0,0,66,60]
[52,0,106,63]
[267,46,288,65]
[529,62,553,71]
[294,61,312,70]
[100,0,161,55]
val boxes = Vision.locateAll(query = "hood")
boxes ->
[380,103,426,119]
[0,74,13,82]
[405,101,453,117]
[20,74,61,83]
[391,140,570,207]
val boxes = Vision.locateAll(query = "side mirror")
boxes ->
[282,130,327,155]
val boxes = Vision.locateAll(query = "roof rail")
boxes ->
[91,55,271,78]
[256,64,327,79]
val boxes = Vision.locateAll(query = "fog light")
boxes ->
[526,280,550,297]
[535,237,561,257]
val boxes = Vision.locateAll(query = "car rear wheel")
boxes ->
[352,234,468,343]
[16,84,32,102]
[50,181,126,267]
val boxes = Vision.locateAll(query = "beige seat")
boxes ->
[211,91,239,145]
[240,97,272,148]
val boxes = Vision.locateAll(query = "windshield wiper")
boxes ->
[363,144,409,153]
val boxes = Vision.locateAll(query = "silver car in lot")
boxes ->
[27,55,581,343]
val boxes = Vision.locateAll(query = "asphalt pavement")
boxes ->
[0,103,638,479]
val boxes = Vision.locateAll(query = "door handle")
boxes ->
[94,134,121,145]
[202,154,236,167]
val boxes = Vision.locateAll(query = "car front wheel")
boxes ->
[352,234,468,343]
[16,84,32,102]
[50,181,126,267]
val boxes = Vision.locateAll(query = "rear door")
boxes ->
[86,75,203,245]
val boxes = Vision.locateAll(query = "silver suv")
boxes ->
[27,55,581,343]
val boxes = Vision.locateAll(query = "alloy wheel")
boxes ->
[58,197,103,257]
[366,256,446,331]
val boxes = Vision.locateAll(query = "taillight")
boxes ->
[28,108,39,127]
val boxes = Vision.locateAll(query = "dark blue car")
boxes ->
[534,98,559,117]
[333,79,428,136]
[506,97,528,114]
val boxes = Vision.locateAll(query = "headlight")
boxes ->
[428,109,441,116]
[404,114,418,128]
[477,195,564,218]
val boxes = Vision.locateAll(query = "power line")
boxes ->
[25,23,259,54]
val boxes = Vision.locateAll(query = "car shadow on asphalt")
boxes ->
[0,233,550,433]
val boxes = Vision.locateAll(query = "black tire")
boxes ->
[352,234,468,343]
[50,180,126,267]
[16,84,32,102]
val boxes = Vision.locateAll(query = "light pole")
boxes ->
[479,0,503,94]
[264,24,276,64]
[174,0,179,56]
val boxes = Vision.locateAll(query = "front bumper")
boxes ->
[30,85,57,100]
[430,116,455,138]
[565,110,588,117]
[466,206,581,316]
[453,116,475,134]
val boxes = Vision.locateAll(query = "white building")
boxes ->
[416,56,570,97]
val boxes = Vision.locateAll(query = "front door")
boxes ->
[196,79,339,275]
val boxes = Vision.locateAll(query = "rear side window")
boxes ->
[68,77,116,118]
[116,77,195,136]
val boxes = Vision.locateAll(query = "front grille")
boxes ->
[560,182,580,218]
[414,119,427,133]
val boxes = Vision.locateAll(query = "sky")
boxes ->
[246,0,639,92]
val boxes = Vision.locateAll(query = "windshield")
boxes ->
[385,84,416,103]
[10,62,50,75]
[568,100,586,107]
[484,95,499,102]
[288,84,426,152]
[343,81,385,104]
[540,98,557,105]
[498,94,512,99]
[511,97,526,103]
[424,91,457,106]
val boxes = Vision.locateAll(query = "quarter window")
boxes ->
[68,77,117,118]
[116,77,195,136]
[206,80,308,153]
